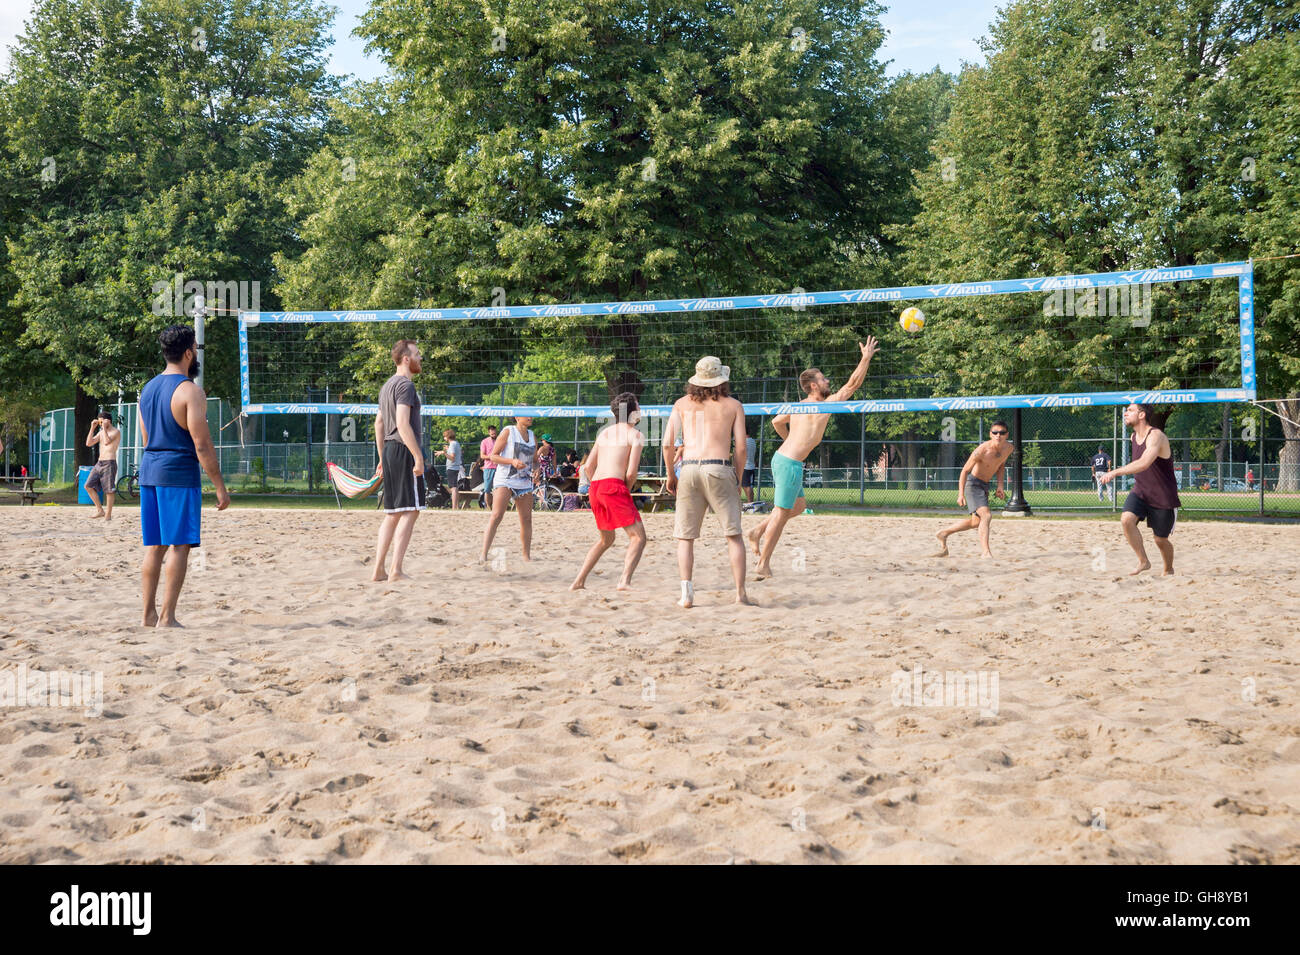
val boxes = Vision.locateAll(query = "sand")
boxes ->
[0,504,1297,864]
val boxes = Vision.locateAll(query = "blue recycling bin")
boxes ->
[77,465,94,504]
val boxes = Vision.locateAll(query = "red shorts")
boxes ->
[590,478,640,531]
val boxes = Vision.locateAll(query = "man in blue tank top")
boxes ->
[138,325,230,626]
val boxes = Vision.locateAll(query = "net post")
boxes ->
[858,412,865,506]
[1258,404,1265,516]
[1004,408,1032,515]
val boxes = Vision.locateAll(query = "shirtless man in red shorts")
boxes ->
[570,392,648,591]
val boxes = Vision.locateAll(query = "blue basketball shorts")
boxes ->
[140,485,202,547]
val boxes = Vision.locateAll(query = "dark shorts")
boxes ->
[85,459,118,495]
[383,443,427,513]
[1123,491,1176,537]
[741,468,756,488]
[446,465,463,487]
[965,476,990,514]
[141,485,201,547]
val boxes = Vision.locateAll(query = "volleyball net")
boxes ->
[239,260,1255,419]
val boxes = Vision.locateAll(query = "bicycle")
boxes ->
[502,472,564,512]
[115,466,140,500]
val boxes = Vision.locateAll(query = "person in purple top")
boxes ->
[137,325,230,627]
[1098,403,1181,575]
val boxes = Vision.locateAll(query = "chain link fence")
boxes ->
[26,396,1299,515]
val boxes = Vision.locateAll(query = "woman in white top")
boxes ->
[480,413,537,563]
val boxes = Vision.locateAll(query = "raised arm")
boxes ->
[829,337,880,402]
[183,382,230,509]
[85,419,101,447]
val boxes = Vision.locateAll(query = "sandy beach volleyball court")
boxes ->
[1,506,1296,864]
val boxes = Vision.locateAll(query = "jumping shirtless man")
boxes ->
[934,420,1014,559]
[84,410,122,520]
[748,338,878,579]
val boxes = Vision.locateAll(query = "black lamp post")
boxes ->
[1004,408,1032,515]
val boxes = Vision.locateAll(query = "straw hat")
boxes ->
[688,355,730,387]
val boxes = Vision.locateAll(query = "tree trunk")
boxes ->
[74,382,98,468]
[903,429,921,489]
[1278,397,1300,492]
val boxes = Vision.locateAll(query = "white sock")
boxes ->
[680,580,693,602]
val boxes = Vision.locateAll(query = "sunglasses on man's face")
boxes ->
[991,430,1008,435]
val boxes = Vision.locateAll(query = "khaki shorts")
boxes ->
[674,464,742,539]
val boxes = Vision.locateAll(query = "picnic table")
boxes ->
[629,475,673,512]
[0,475,41,505]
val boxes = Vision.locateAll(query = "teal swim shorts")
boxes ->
[771,451,805,510]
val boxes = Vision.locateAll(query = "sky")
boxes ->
[1,1,1001,79]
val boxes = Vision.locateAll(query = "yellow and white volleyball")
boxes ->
[899,306,926,333]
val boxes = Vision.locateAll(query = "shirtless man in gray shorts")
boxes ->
[933,419,1014,559]
[85,410,122,521]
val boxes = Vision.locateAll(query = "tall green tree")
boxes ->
[0,78,72,463]
[276,0,935,405]
[895,0,1297,479]
[3,0,338,454]
[1233,30,1300,488]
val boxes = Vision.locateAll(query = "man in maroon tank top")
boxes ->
[1097,403,1181,575]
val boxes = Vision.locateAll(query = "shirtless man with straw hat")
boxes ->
[664,356,750,608]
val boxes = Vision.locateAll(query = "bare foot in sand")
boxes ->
[735,592,753,606]
[569,580,585,591]
[980,551,993,560]
[142,609,158,627]
[754,563,773,580]
[370,570,388,582]
[388,571,411,582]
[932,531,950,557]
[616,580,633,591]
[747,528,763,557]
[1129,561,1151,576]
[91,511,104,519]
[156,616,183,628]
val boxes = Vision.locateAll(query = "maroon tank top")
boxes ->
[1132,431,1181,509]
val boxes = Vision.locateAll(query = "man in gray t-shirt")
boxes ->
[379,374,421,446]
[372,339,425,581]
